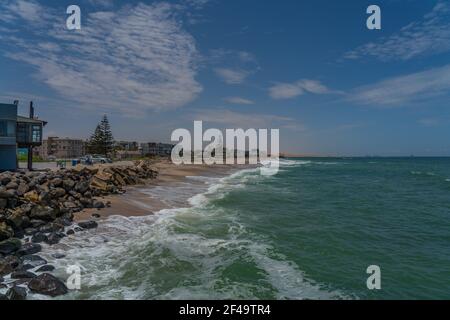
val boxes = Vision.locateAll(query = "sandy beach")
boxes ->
[74,160,243,221]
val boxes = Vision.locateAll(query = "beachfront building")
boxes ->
[141,142,174,157]
[0,103,18,171]
[36,137,85,160]
[115,141,139,151]
[1,101,46,171]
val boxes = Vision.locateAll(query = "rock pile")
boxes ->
[0,160,157,299]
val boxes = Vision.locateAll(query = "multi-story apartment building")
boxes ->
[36,137,85,160]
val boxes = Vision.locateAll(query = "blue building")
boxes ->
[0,103,18,171]
[0,102,46,171]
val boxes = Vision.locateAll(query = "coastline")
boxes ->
[74,160,248,221]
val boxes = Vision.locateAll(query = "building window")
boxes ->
[0,120,16,137]
[32,125,41,143]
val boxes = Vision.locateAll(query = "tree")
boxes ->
[87,115,115,156]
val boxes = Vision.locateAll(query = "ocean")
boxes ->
[37,158,450,300]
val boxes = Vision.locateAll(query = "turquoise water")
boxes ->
[33,158,450,300]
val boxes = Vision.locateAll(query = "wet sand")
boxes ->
[74,160,242,221]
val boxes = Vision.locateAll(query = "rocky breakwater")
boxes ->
[0,161,158,300]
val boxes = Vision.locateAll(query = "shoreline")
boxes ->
[74,160,249,221]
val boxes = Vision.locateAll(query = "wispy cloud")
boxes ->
[86,0,115,8]
[224,97,254,105]
[214,68,250,84]
[269,80,336,99]
[348,64,450,106]
[344,0,450,61]
[210,49,259,85]
[0,1,202,115]
[418,118,440,127]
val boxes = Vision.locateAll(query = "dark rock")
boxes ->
[39,223,63,234]
[16,183,29,196]
[6,286,27,300]
[24,228,38,236]
[54,217,72,227]
[0,198,7,209]
[31,233,48,244]
[30,220,46,228]
[11,271,37,279]
[45,232,64,245]
[0,293,7,300]
[13,227,25,239]
[78,221,98,230]
[0,175,12,185]
[8,209,29,229]
[21,255,47,268]
[50,187,66,199]
[16,243,42,257]
[36,265,55,272]
[66,229,75,236]
[63,179,75,191]
[0,238,22,255]
[93,200,105,209]
[74,181,90,194]
[51,253,65,259]
[6,182,18,190]
[28,273,68,297]
[0,255,21,275]
[92,213,101,218]
[0,189,15,198]
[30,206,56,221]
[74,227,83,232]
[51,178,63,187]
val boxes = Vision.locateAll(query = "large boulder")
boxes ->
[0,189,15,199]
[21,255,47,268]
[16,183,29,196]
[49,188,66,199]
[28,273,68,297]
[31,232,48,244]
[29,206,56,221]
[74,181,90,194]
[16,243,42,257]
[78,220,98,230]
[6,286,27,300]
[63,179,76,191]
[0,255,21,276]
[11,271,37,279]
[6,182,18,190]
[7,209,29,229]
[0,238,21,255]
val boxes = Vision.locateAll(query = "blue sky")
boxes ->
[1,0,450,156]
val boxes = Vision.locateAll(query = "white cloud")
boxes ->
[210,49,259,85]
[0,1,202,115]
[269,80,334,99]
[215,68,250,84]
[348,64,450,106]
[344,1,450,61]
[86,0,115,8]
[0,0,52,24]
[224,97,254,105]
